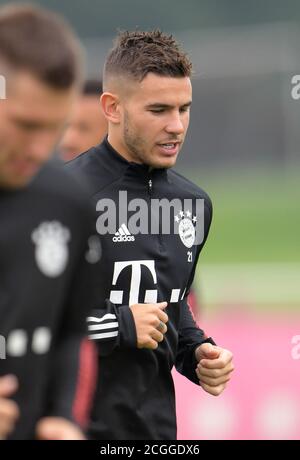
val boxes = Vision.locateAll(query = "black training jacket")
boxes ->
[0,161,98,439]
[66,138,214,440]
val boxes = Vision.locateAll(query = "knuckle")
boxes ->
[212,369,220,378]
[154,317,160,327]
[150,316,158,326]
[156,330,164,342]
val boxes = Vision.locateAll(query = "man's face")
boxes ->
[0,71,77,189]
[115,73,192,169]
[59,94,108,161]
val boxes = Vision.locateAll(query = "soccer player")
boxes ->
[59,80,107,162]
[59,79,203,323]
[0,4,99,439]
[67,30,234,440]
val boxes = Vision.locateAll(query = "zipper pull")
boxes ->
[148,178,153,195]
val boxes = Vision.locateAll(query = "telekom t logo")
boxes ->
[109,260,183,306]
[109,260,158,306]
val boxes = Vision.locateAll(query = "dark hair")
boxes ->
[83,79,103,96]
[104,29,192,84]
[0,3,83,89]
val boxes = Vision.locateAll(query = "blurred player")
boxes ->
[0,4,99,439]
[59,80,107,161]
[67,30,234,440]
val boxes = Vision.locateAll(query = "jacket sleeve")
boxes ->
[175,297,216,385]
[87,301,137,357]
[175,194,215,385]
[45,216,99,427]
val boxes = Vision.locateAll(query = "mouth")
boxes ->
[10,158,41,178]
[156,141,181,156]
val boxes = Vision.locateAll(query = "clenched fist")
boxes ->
[195,343,234,396]
[130,302,168,350]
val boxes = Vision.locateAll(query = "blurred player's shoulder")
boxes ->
[65,140,128,197]
[33,158,94,218]
[65,145,100,182]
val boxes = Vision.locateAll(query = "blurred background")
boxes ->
[2,0,299,439]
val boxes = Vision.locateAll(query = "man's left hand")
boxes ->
[195,343,234,396]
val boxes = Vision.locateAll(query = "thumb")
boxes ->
[157,302,168,310]
[198,343,220,361]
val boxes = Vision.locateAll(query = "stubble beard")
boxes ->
[123,111,180,169]
[123,110,149,165]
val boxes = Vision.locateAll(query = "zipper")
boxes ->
[146,171,164,252]
[147,166,153,197]
[148,178,153,196]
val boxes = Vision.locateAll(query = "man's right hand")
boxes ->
[130,302,168,349]
[0,375,20,439]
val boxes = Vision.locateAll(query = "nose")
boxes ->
[165,112,185,135]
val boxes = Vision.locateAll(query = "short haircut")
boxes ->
[0,3,83,89]
[83,79,103,96]
[103,29,192,86]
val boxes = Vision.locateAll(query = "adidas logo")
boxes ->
[112,224,135,243]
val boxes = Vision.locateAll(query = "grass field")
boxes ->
[183,168,300,312]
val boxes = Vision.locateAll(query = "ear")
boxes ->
[100,92,121,124]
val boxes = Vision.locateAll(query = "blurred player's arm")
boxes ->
[37,222,99,440]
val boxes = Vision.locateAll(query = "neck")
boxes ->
[107,133,142,164]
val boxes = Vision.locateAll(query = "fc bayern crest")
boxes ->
[31,221,70,277]
[174,210,197,248]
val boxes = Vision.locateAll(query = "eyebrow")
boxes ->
[16,119,44,129]
[13,117,59,130]
[145,101,192,110]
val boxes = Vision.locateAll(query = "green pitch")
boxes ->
[184,168,300,311]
